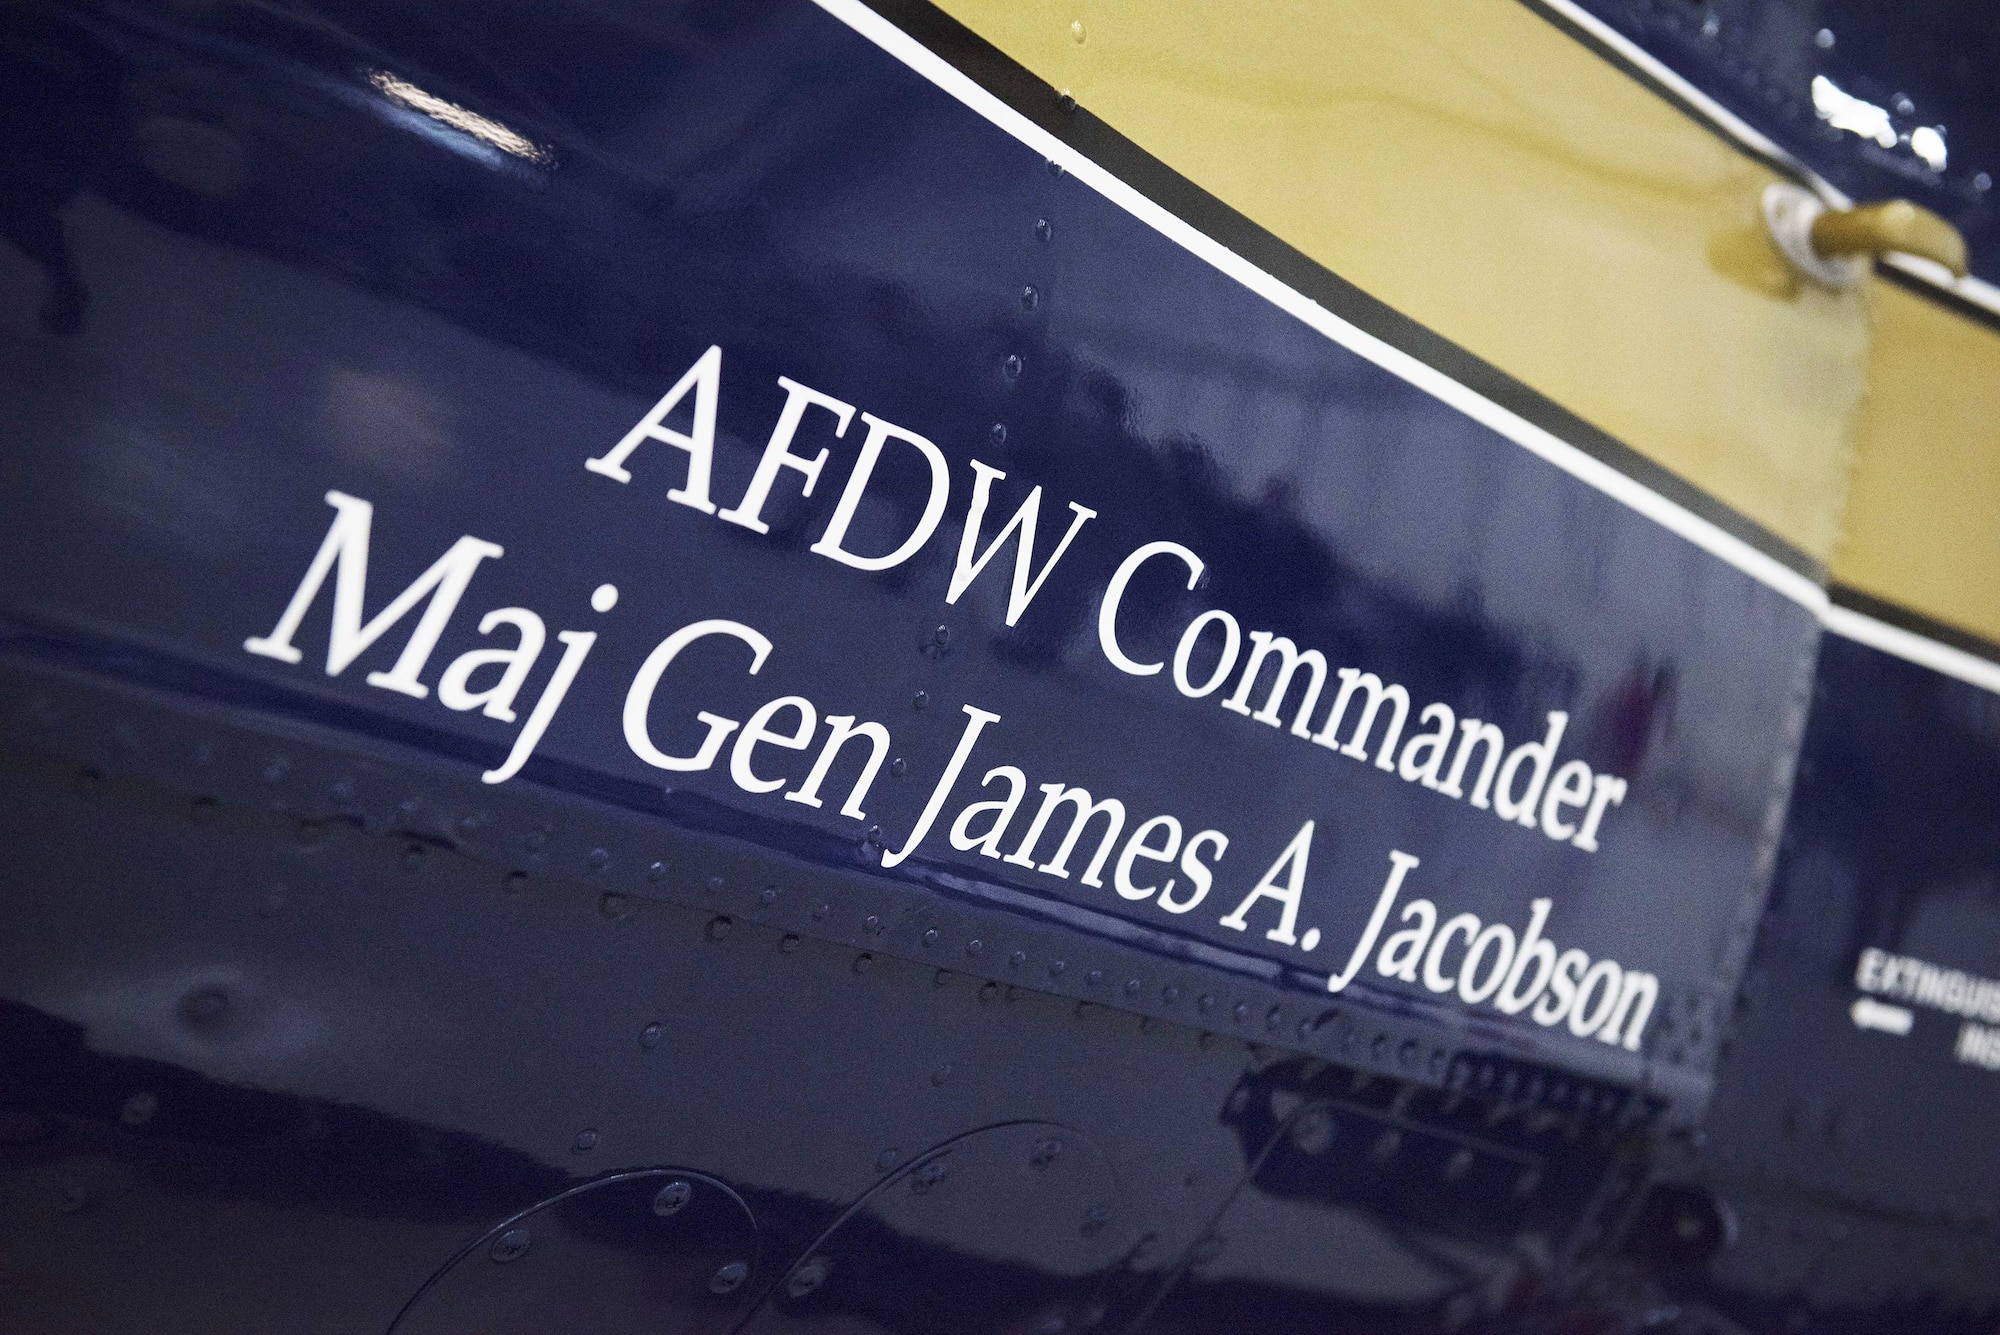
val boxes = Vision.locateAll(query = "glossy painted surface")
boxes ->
[932,0,1869,563]
[1835,278,2000,649]
[1,1,1996,1333]
[1569,0,1999,286]
[1652,633,2000,1332]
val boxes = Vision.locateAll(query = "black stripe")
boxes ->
[1879,261,2000,336]
[866,0,1827,584]
[1517,0,2000,337]
[1830,584,2000,671]
[1515,0,1798,181]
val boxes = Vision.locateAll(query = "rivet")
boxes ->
[930,1062,952,1085]
[1123,978,1140,996]
[653,1178,693,1215]
[1031,1137,1063,1167]
[853,952,873,974]
[706,874,724,893]
[588,847,610,870]
[706,916,732,941]
[1021,284,1040,310]
[890,757,908,777]
[489,1227,530,1262]
[178,987,231,1033]
[1004,353,1025,379]
[1010,950,1027,968]
[1266,1006,1283,1032]
[912,691,929,710]
[1035,217,1054,243]
[639,1022,662,1049]
[1069,18,1086,43]
[933,625,951,647]
[979,981,998,1002]
[876,1147,901,1171]
[709,1261,749,1295]
[864,825,883,848]
[1085,969,1103,988]
[933,968,951,988]
[811,902,830,920]
[599,892,631,920]
[920,1158,947,1185]
[990,423,1008,445]
[1232,1002,1249,1025]
[1045,157,1064,177]
[648,859,669,881]
[922,929,939,947]
[786,1254,833,1299]
[1162,984,1180,1003]
[1080,1205,1107,1236]
[864,914,882,934]
[966,938,984,956]
[574,1128,598,1152]
[758,886,777,906]
[1057,91,1077,113]
[1197,993,1215,1014]
[1292,1108,1336,1155]
[121,1091,158,1126]
[1049,960,1066,979]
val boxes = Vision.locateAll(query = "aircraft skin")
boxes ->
[1,1,1996,1332]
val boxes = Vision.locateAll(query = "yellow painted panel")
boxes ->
[936,0,1870,561]
[1835,283,2000,645]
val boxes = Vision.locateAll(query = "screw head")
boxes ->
[709,1260,749,1294]
[490,1227,531,1263]
[652,1179,693,1216]
[786,1254,833,1299]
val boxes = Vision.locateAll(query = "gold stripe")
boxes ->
[1835,281,2000,648]
[934,0,1868,561]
